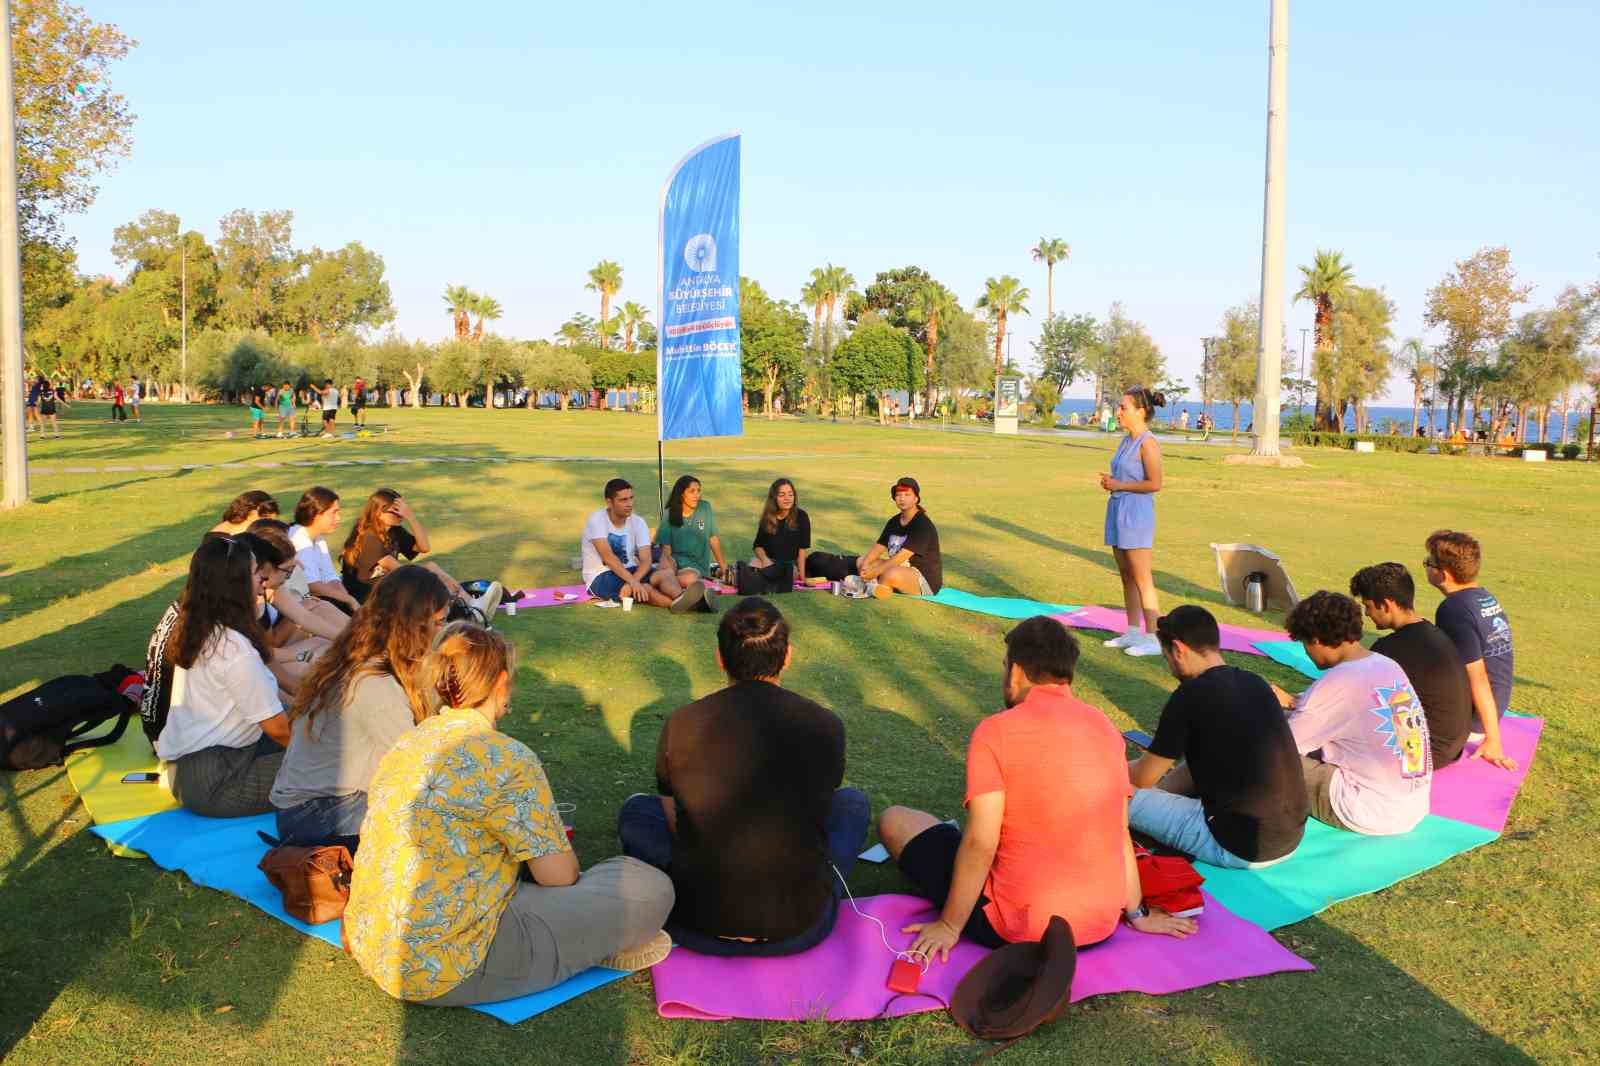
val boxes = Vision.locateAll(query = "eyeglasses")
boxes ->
[1422,558,1440,571]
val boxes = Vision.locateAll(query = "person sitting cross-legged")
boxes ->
[1268,591,1433,836]
[877,616,1195,964]
[344,622,675,1006]
[582,477,703,612]
[856,476,942,598]
[1349,562,1473,769]
[617,597,870,956]
[1128,605,1307,868]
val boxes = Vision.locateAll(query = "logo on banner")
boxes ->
[684,234,717,273]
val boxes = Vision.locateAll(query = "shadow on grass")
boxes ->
[973,513,1222,605]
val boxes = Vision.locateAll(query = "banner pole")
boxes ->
[657,441,665,517]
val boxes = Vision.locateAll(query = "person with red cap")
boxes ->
[855,476,942,598]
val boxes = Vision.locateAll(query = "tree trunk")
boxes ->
[1230,401,1240,442]
[1558,391,1571,444]
[1410,382,1421,436]
[599,293,611,349]
[764,365,777,419]
[993,312,1006,374]
[1046,262,1054,319]
[924,317,939,416]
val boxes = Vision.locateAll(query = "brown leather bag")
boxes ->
[258,845,354,924]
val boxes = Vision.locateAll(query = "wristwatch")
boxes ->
[1123,903,1149,924]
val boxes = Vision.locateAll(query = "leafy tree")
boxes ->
[283,242,394,341]
[1031,312,1096,393]
[1213,302,1260,441]
[1327,286,1395,432]
[1495,287,1594,441]
[428,341,477,406]
[832,320,917,420]
[111,209,181,272]
[909,282,958,415]
[12,0,135,314]
[586,260,623,349]
[1294,249,1356,428]
[1030,238,1071,319]
[1088,304,1166,411]
[976,276,1030,374]
[215,209,296,331]
[740,278,807,417]
[443,284,474,340]
[369,334,434,407]
[469,292,502,345]
[555,313,596,347]
[934,310,993,416]
[521,342,591,409]
[636,321,659,352]
[1425,246,1532,432]
[1027,378,1061,427]
[862,266,936,334]
[617,301,650,352]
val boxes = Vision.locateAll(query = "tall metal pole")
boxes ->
[1,0,28,509]
[1251,0,1289,457]
[1298,327,1309,416]
[180,225,188,402]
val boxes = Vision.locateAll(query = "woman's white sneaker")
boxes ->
[1103,630,1140,649]
[1125,633,1163,657]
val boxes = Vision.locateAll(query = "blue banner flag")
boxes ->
[657,134,742,442]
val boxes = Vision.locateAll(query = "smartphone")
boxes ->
[1123,729,1154,750]
[121,772,160,784]
[858,843,891,864]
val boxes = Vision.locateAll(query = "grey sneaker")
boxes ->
[598,930,672,972]
[699,585,719,612]
[670,582,705,614]
[471,581,504,618]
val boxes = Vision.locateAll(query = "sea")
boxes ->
[1051,398,1590,439]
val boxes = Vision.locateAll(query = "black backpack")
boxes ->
[734,561,794,596]
[804,552,859,583]
[0,666,142,771]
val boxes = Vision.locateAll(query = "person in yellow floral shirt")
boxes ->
[344,622,674,1005]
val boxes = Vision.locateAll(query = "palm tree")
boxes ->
[443,285,474,341]
[586,261,623,349]
[1396,338,1435,436]
[817,264,855,357]
[1030,238,1070,319]
[1293,250,1355,429]
[800,274,826,351]
[910,282,957,415]
[617,302,650,353]
[470,293,502,345]
[976,276,1031,374]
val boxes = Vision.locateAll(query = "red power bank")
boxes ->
[887,958,922,994]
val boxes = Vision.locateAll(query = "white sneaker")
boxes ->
[1103,630,1140,649]
[1125,633,1163,657]
[470,581,504,618]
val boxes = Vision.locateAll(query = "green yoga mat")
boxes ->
[925,588,1081,621]
[1196,815,1498,930]
[1252,639,1326,680]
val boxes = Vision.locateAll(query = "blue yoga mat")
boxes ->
[925,587,1081,620]
[1194,814,1498,930]
[1252,639,1326,680]
[92,809,628,1024]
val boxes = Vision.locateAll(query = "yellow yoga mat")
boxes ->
[63,725,178,857]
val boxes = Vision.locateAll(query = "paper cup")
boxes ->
[621,596,634,612]
[505,603,517,617]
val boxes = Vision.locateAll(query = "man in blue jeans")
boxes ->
[617,597,869,956]
[1127,605,1307,868]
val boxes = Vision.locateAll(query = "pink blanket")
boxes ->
[1055,607,1284,657]
[1429,715,1543,833]
[503,584,592,609]
[652,892,1311,1021]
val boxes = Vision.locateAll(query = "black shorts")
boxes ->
[897,823,1006,948]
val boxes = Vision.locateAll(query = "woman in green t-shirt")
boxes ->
[655,475,729,593]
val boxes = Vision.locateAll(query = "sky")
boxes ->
[63,1,1600,402]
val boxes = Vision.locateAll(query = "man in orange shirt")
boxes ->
[877,616,1196,960]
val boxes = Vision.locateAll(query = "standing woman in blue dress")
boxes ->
[1099,386,1166,657]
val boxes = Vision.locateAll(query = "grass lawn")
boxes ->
[1,402,1595,1064]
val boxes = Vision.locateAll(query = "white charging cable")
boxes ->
[831,861,931,974]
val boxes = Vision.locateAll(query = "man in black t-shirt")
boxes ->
[616,598,869,956]
[856,476,942,595]
[1423,530,1518,772]
[1350,563,1472,767]
[1128,606,1307,867]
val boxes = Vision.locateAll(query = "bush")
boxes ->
[1562,444,1582,460]
[1289,431,1432,454]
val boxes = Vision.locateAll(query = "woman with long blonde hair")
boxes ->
[344,622,675,1006]
[268,565,451,847]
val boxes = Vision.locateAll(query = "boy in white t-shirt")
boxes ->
[583,478,703,612]
[1269,591,1432,836]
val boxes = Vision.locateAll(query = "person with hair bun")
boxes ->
[1100,386,1167,656]
[345,622,674,1006]
[1271,591,1433,836]
[269,565,452,848]
[618,597,869,956]
[211,490,280,535]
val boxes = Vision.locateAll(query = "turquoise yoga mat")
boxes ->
[1252,639,1326,680]
[92,809,627,1024]
[1194,815,1498,931]
[924,587,1081,621]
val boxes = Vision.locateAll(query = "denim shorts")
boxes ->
[588,566,655,602]
[1128,788,1293,870]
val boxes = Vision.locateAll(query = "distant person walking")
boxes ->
[112,381,128,422]
[319,379,339,438]
[1100,386,1166,657]
[350,376,367,428]
[275,380,297,437]
[38,379,70,437]
[127,377,142,422]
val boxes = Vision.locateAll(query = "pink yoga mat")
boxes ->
[1429,715,1543,833]
[652,892,1312,1021]
[1217,623,1287,654]
[1054,605,1130,634]
[503,584,593,609]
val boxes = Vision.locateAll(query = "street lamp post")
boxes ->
[1,0,28,509]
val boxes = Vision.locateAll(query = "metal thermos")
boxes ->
[1245,571,1267,613]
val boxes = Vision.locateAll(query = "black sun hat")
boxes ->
[950,915,1077,1042]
